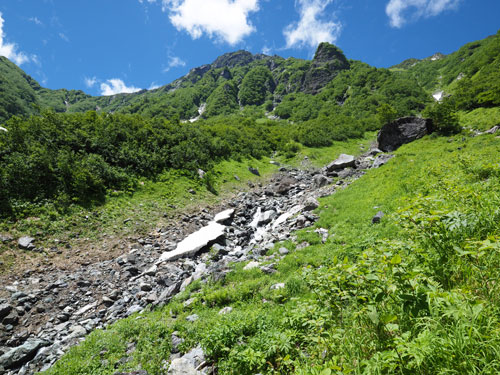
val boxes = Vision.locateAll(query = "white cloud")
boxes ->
[386,0,461,28]
[84,76,98,88]
[149,82,161,90]
[29,17,43,26]
[59,32,70,42]
[261,46,272,55]
[161,0,259,45]
[163,55,186,72]
[284,0,341,49]
[0,12,30,65]
[100,79,141,96]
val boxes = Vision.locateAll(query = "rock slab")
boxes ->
[326,154,356,171]
[0,339,47,369]
[18,236,35,250]
[377,117,433,152]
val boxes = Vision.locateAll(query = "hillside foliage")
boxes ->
[1,21,500,375]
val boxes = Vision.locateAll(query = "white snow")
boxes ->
[433,91,444,102]
[250,207,262,229]
[158,221,226,263]
[213,209,235,223]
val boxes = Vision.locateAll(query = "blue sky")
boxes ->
[0,0,499,96]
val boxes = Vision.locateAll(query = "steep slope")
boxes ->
[1,30,499,124]
[0,57,40,122]
[392,28,500,108]
[33,130,500,375]
[0,43,355,122]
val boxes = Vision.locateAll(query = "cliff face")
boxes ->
[301,43,350,94]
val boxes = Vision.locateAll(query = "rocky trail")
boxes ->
[0,146,395,375]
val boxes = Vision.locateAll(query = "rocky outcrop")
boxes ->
[0,339,48,370]
[302,43,350,94]
[212,50,256,69]
[377,117,433,152]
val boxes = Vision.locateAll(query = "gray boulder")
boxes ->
[377,117,433,152]
[168,346,205,374]
[248,167,260,176]
[303,197,319,212]
[168,358,202,375]
[313,174,329,188]
[0,303,12,320]
[372,211,385,224]
[372,154,395,169]
[0,339,47,369]
[326,154,356,172]
[18,236,35,250]
[0,234,12,243]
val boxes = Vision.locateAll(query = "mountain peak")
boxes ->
[313,42,349,68]
[211,50,255,69]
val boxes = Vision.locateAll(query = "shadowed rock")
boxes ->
[378,117,433,152]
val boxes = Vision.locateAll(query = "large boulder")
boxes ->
[326,154,356,172]
[18,236,35,250]
[0,339,47,370]
[377,117,433,152]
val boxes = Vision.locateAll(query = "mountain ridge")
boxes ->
[0,29,499,124]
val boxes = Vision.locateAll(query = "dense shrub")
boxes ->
[423,100,461,135]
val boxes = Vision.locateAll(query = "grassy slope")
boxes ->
[0,134,374,275]
[42,131,500,374]
[459,107,500,131]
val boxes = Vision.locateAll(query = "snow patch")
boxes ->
[433,91,444,102]
[158,221,226,263]
[189,103,206,123]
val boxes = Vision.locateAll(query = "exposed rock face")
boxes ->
[212,50,255,69]
[313,43,350,67]
[377,117,433,152]
[302,43,350,94]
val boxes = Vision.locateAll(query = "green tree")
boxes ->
[423,100,461,135]
[238,66,274,106]
[376,103,398,126]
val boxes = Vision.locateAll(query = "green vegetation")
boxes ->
[423,100,461,135]
[394,29,500,113]
[1,28,500,375]
[42,133,500,375]
[459,107,500,131]
[0,57,40,122]
[0,110,280,219]
[238,66,274,106]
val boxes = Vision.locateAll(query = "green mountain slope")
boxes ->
[392,29,500,109]
[1,29,499,125]
[0,56,40,123]
[1,31,499,221]
[1,26,500,375]
[43,130,500,375]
